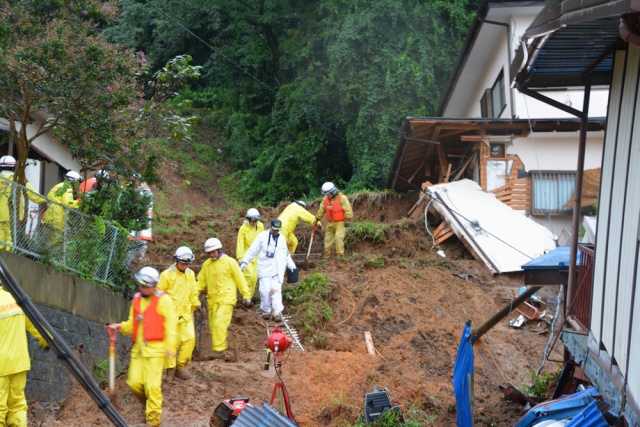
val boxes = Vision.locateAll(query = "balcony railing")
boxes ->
[568,244,594,331]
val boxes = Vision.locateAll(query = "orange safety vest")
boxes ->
[324,193,346,222]
[132,291,165,343]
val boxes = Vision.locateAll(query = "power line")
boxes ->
[394,172,535,260]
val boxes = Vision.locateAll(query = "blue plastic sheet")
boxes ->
[453,321,475,427]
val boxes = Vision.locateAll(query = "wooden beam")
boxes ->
[444,163,452,183]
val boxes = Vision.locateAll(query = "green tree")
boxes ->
[0,0,148,185]
[106,0,478,203]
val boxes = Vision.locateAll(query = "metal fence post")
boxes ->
[10,184,17,251]
[104,227,118,283]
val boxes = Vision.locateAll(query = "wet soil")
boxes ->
[44,170,563,427]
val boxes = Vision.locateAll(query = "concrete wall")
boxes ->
[2,251,132,404]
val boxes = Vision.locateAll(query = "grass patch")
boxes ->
[283,273,335,346]
[518,370,561,397]
[93,359,119,383]
[345,220,388,250]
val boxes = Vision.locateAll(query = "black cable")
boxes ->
[0,255,127,427]
[393,171,535,260]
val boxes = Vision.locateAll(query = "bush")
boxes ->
[283,273,335,344]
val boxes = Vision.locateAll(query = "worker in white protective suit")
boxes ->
[277,200,318,254]
[157,246,201,381]
[239,219,296,322]
[0,285,48,427]
[236,208,264,297]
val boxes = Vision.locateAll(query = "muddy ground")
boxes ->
[44,170,564,427]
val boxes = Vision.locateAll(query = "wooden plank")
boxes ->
[364,331,376,356]
[407,161,425,183]
[432,222,449,238]
[453,151,477,182]
[444,163,452,183]
[435,229,455,245]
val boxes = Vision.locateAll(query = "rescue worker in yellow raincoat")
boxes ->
[157,246,201,381]
[0,285,48,427]
[277,200,318,254]
[108,267,176,427]
[41,171,82,231]
[198,238,253,359]
[236,208,264,297]
[0,155,46,251]
[315,182,353,259]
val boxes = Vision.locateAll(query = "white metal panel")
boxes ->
[592,50,626,342]
[427,179,557,273]
[601,48,640,353]
[614,45,640,371]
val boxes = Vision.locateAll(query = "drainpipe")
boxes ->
[481,18,516,118]
[514,77,590,333]
[620,13,640,47]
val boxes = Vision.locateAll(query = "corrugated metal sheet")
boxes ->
[453,322,474,427]
[614,45,640,382]
[591,50,626,344]
[514,387,601,427]
[232,401,299,427]
[565,400,610,427]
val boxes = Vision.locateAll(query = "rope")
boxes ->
[335,283,356,326]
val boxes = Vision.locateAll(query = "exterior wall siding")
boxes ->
[592,50,626,342]
[591,46,640,422]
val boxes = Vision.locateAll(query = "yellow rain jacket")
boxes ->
[197,254,251,305]
[157,264,200,370]
[41,181,80,230]
[0,286,48,427]
[119,291,177,357]
[236,220,264,295]
[0,171,46,222]
[0,286,48,377]
[119,290,176,426]
[157,264,200,323]
[278,202,316,254]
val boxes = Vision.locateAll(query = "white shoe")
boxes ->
[272,312,282,322]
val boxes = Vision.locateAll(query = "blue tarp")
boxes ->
[453,321,475,427]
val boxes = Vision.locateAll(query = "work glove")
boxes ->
[239,262,247,271]
[243,299,254,308]
[344,220,350,227]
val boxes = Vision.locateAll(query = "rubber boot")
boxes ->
[163,368,175,383]
[175,367,192,380]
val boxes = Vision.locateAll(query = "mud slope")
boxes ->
[49,170,562,427]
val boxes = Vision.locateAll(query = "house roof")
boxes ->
[512,0,639,89]
[386,117,606,191]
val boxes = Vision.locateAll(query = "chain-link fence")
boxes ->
[0,176,141,291]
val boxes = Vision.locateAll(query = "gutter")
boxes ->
[620,13,640,47]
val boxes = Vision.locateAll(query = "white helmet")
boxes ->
[135,266,160,287]
[95,169,110,180]
[0,155,16,168]
[321,182,337,195]
[65,171,82,182]
[173,246,195,264]
[294,200,306,208]
[204,237,222,253]
[246,208,260,221]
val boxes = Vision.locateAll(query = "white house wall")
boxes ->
[513,88,610,119]
[508,132,604,171]
[592,47,640,409]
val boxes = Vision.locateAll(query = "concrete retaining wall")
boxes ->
[2,252,133,404]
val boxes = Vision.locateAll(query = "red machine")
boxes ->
[209,326,296,426]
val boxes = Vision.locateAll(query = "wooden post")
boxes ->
[364,331,376,356]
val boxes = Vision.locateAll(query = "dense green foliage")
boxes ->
[105,0,479,204]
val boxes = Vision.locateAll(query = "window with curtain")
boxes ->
[531,171,576,215]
